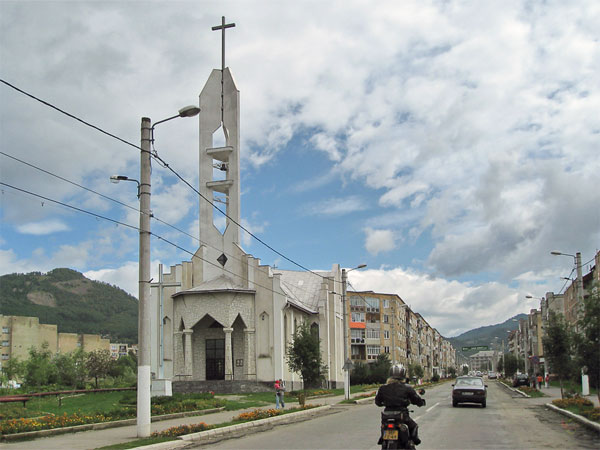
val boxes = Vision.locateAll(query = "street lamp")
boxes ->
[135,106,199,438]
[110,175,140,197]
[341,264,366,400]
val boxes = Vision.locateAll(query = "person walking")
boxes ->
[536,374,543,390]
[545,373,549,389]
[274,379,285,409]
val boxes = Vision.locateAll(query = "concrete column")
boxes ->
[174,331,183,377]
[244,328,256,380]
[183,329,193,377]
[224,327,233,380]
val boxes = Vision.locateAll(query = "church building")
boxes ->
[149,25,345,393]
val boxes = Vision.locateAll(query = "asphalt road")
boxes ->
[190,381,600,450]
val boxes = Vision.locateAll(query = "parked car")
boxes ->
[488,371,497,379]
[512,373,529,387]
[452,376,488,407]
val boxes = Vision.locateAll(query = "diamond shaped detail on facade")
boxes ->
[217,253,228,267]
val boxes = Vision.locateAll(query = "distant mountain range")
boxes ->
[0,268,138,343]
[447,314,526,357]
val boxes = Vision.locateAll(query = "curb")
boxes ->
[138,405,333,449]
[545,403,600,433]
[499,381,530,398]
[0,407,225,442]
[354,396,375,404]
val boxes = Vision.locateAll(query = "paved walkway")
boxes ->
[501,381,599,407]
[0,393,353,450]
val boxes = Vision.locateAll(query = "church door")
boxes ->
[206,339,225,380]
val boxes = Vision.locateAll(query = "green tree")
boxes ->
[350,361,369,385]
[462,365,469,375]
[447,366,457,378]
[408,363,424,381]
[86,349,113,388]
[24,343,57,387]
[369,354,392,383]
[53,349,87,388]
[1,356,24,383]
[286,322,327,389]
[542,311,573,398]
[574,285,600,403]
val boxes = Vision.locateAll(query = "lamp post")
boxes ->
[341,264,366,400]
[113,106,200,438]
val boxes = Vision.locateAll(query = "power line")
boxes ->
[0,78,327,280]
[0,150,323,300]
[0,181,321,303]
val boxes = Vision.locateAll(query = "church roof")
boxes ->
[172,274,255,297]
[276,269,331,314]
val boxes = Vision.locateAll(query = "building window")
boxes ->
[2,327,9,334]
[383,315,389,323]
[365,297,380,312]
[350,296,362,307]
[383,299,389,308]
[384,346,390,353]
[351,329,364,343]
[1,341,9,347]
[351,312,365,322]
[383,330,390,339]
[1,354,9,360]
[366,328,380,339]
[366,345,380,359]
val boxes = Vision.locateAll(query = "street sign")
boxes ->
[461,345,489,351]
[343,359,354,370]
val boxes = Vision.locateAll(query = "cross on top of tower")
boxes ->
[212,16,236,71]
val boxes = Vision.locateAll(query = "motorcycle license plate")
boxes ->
[383,429,398,440]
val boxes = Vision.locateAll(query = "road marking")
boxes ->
[426,402,439,412]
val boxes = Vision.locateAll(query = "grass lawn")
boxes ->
[549,380,598,396]
[0,391,130,420]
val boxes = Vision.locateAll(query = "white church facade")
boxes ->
[149,54,346,393]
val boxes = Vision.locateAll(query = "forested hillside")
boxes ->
[0,268,137,343]
[448,314,526,358]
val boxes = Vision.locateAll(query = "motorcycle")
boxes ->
[379,388,425,450]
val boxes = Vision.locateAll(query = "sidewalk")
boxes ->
[506,383,599,407]
[0,392,355,450]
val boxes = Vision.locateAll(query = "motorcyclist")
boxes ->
[375,364,425,446]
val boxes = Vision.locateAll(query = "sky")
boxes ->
[1,0,599,338]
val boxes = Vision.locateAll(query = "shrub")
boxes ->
[431,374,440,383]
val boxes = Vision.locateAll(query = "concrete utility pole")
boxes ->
[137,117,152,438]
[341,264,366,400]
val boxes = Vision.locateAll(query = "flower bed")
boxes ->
[151,422,213,438]
[0,412,118,435]
[233,404,319,423]
[0,397,224,435]
[552,397,600,423]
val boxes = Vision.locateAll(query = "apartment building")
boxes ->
[0,315,111,368]
[347,291,455,379]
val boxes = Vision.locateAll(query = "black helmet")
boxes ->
[389,364,406,380]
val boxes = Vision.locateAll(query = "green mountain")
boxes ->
[0,268,138,343]
[447,314,526,358]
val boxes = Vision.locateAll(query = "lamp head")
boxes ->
[110,175,128,184]
[178,105,201,118]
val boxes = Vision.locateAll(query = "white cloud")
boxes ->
[302,196,367,217]
[364,228,396,256]
[16,219,70,235]
[348,267,529,337]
